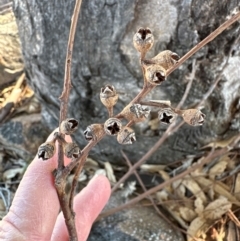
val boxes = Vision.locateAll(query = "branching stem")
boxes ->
[55,0,83,240]
[54,6,240,240]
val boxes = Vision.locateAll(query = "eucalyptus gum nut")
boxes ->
[117,126,136,145]
[121,104,150,123]
[158,108,178,124]
[100,85,118,108]
[181,109,205,126]
[144,65,166,85]
[63,142,81,159]
[151,50,180,70]
[133,27,154,54]
[38,141,56,161]
[84,124,105,141]
[60,118,79,135]
[104,118,122,136]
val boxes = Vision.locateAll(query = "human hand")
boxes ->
[0,134,111,241]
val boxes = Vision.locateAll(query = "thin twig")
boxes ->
[101,134,240,218]
[131,84,155,104]
[59,0,82,123]
[54,170,77,241]
[121,151,188,235]
[55,0,83,240]
[228,209,240,228]
[101,148,217,218]
[121,151,158,207]
[167,11,240,76]
[69,140,98,212]
[139,101,172,109]
[176,59,196,109]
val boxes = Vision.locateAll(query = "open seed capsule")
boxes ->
[181,109,205,126]
[104,118,122,136]
[117,126,136,145]
[133,27,154,56]
[38,141,56,161]
[84,124,105,141]
[60,118,79,135]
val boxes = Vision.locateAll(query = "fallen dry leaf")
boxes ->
[3,167,24,180]
[159,170,172,192]
[203,196,232,220]
[172,179,186,198]
[104,161,116,183]
[195,197,204,215]
[85,158,99,167]
[182,175,207,203]
[201,135,238,149]
[179,206,197,222]
[168,209,189,230]
[156,190,169,202]
[234,173,240,201]
[187,217,208,241]
[209,157,228,180]
[195,177,239,205]
[207,187,215,201]
[158,170,170,181]
[140,164,166,172]
[94,169,106,177]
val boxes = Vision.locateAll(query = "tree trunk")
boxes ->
[13,0,240,164]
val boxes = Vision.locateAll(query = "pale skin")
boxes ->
[0,134,111,241]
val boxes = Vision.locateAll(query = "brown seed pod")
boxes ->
[133,27,154,55]
[38,141,56,161]
[84,124,105,141]
[180,109,205,126]
[117,126,136,145]
[151,50,180,70]
[60,118,79,135]
[63,142,81,159]
[100,85,118,109]
[104,118,122,136]
[121,104,150,122]
[158,108,178,124]
[144,64,166,85]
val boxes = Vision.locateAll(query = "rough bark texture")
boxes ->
[13,0,240,164]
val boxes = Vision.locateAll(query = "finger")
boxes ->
[0,131,72,241]
[51,175,111,241]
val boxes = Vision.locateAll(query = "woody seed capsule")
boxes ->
[158,108,177,124]
[38,141,56,161]
[63,142,81,159]
[100,85,118,109]
[117,126,136,145]
[104,118,122,136]
[144,64,166,85]
[133,27,154,55]
[121,104,150,122]
[180,109,205,126]
[151,50,180,70]
[60,118,79,135]
[84,124,105,141]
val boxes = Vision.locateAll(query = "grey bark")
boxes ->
[13,0,240,164]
